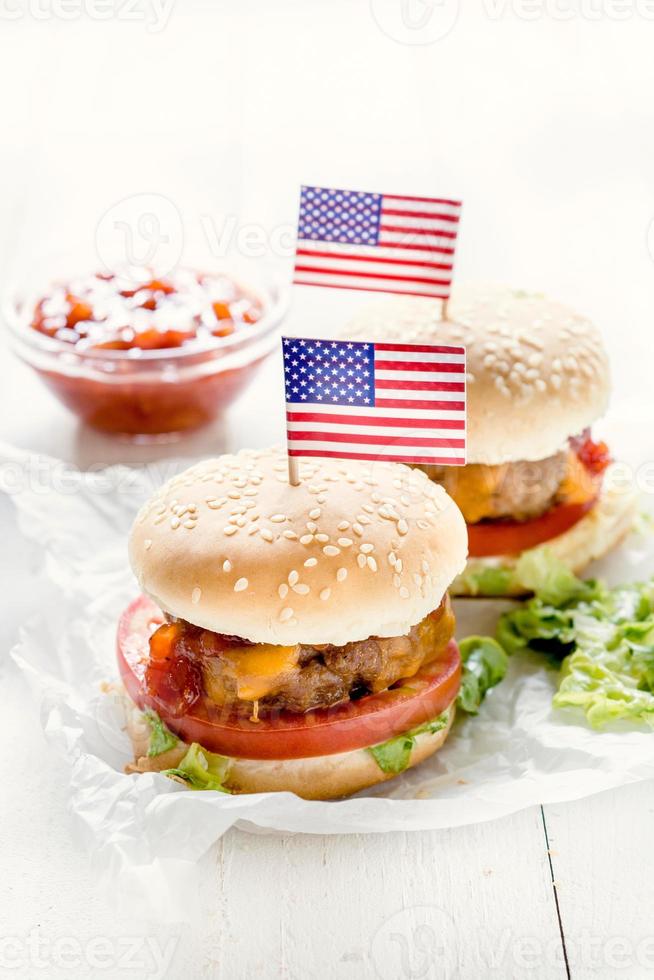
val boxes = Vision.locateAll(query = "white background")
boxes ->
[1,2,654,978]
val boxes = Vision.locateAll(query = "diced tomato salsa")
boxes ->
[30,269,262,353]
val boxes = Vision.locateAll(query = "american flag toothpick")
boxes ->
[293,185,461,304]
[283,337,466,470]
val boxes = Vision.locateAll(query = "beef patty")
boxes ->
[160,598,455,714]
[421,450,569,523]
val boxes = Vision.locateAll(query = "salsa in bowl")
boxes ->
[6,267,287,438]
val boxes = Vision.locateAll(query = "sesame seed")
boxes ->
[352,523,364,536]
[337,567,348,582]
[304,557,318,567]
[421,560,430,574]
[293,584,310,595]
[306,521,318,533]
[283,530,298,540]
[224,525,237,536]
[247,525,259,536]
[337,537,353,548]
[260,528,274,542]
[278,584,289,599]
[170,517,181,529]
[309,508,321,519]
[315,533,329,543]
[234,578,248,592]
[397,519,409,535]
[360,543,374,554]
[192,587,202,604]
[300,534,314,545]
[362,504,375,514]
[323,545,340,557]
[144,539,152,551]
[288,570,299,586]
[279,607,294,622]
[388,551,396,566]
[223,559,232,573]
[337,521,350,531]
[270,514,286,523]
[367,556,378,572]
[228,491,241,500]
[320,588,331,601]
[357,554,367,569]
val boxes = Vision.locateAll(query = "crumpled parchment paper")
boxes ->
[4,440,654,918]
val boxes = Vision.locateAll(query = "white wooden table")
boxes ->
[2,7,654,978]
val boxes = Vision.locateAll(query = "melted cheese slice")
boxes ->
[204,644,300,703]
[558,451,598,506]
[448,464,507,524]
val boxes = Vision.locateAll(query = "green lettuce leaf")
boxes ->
[512,549,598,606]
[499,572,654,728]
[143,709,179,757]
[456,547,603,601]
[457,636,509,714]
[367,711,450,775]
[163,743,232,792]
[455,562,514,597]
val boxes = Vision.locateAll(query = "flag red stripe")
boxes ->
[287,431,466,449]
[288,449,466,464]
[375,397,465,410]
[375,343,465,355]
[383,194,462,206]
[381,209,460,223]
[292,280,450,299]
[287,412,465,430]
[376,380,465,393]
[375,359,464,374]
[380,224,458,239]
[293,265,452,287]
[377,241,455,255]
[294,248,454,271]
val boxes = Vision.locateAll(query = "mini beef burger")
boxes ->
[346,285,638,596]
[119,447,468,799]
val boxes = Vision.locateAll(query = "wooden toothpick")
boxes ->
[288,454,300,486]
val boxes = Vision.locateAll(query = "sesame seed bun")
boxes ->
[452,476,638,596]
[129,447,468,646]
[345,284,611,466]
[124,689,456,800]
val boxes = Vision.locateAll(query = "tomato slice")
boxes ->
[117,595,461,761]
[467,496,597,558]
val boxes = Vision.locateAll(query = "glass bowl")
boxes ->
[4,270,288,440]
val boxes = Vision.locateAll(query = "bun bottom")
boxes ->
[453,480,638,597]
[123,694,456,801]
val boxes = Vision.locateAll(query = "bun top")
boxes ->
[346,284,611,465]
[129,447,467,646]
